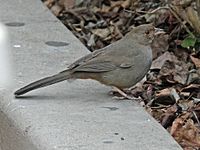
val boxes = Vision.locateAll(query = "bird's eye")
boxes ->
[145,30,150,35]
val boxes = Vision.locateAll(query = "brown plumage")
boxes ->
[14,24,160,96]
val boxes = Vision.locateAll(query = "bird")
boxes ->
[14,24,163,99]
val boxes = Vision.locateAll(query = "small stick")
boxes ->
[192,111,200,128]
[169,4,195,38]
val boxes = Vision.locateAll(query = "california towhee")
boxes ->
[14,24,162,98]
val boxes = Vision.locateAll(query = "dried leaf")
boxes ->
[186,69,200,84]
[91,26,114,39]
[151,34,169,60]
[178,100,194,111]
[190,55,200,68]
[51,3,63,16]
[158,57,190,85]
[151,52,176,69]
[153,88,179,106]
[171,113,200,148]
[172,0,193,7]
[144,8,170,24]
[59,0,75,9]
[185,6,200,34]
[161,104,179,128]
[181,84,200,92]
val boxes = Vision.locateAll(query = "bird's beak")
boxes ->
[154,28,165,35]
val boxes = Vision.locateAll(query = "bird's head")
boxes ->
[128,24,165,46]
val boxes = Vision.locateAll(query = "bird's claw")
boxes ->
[111,87,140,100]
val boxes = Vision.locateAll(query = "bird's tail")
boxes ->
[14,70,72,96]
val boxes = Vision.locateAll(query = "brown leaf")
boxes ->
[161,104,179,128]
[51,3,63,16]
[158,56,190,85]
[151,51,176,69]
[186,68,200,84]
[146,107,165,121]
[178,100,194,111]
[171,112,200,148]
[180,92,190,97]
[44,0,54,7]
[190,55,200,68]
[91,26,115,39]
[181,84,200,92]
[185,6,200,34]
[173,48,189,62]
[145,7,170,25]
[172,0,193,7]
[151,34,169,60]
[154,88,179,106]
[59,0,75,9]
[121,0,131,8]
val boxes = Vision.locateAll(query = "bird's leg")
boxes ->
[111,87,140,100]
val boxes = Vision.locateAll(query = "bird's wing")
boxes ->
[68,49,105,69]
[73,60,117,72]
[70,54,134,73]
[67,39,135,73]
[67,47,119,73]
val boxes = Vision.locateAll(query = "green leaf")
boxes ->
[181,36,196,48]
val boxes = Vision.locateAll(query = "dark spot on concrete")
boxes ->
[114,133,119,135]
[121,137,125,140]
[45,41,69,47]
[103,140,113,144]
[5,22,25,27]
[102,107,119,111]
[24,125,31,134]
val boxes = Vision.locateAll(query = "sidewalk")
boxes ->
[0,0,182,150]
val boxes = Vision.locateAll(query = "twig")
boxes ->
[196,0,200,19]
[149,6,169,14]
[124,9,141,13]
[169,5,195,38]
[124,6,169,14]
[192,111,200,128]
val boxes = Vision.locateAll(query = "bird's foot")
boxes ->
[111,87,140,100]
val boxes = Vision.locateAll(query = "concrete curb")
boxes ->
[0,0,182,150]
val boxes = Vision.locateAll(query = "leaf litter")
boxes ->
[42,0,200,149]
